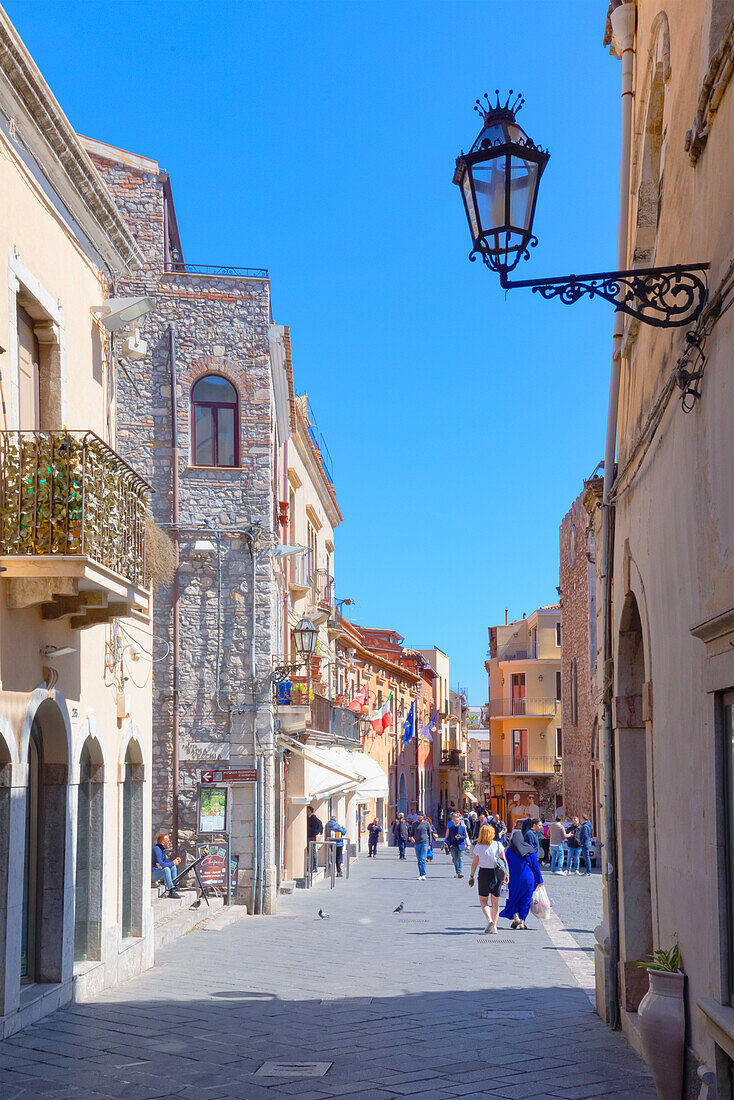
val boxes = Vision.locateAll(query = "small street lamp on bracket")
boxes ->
[454,92,709,328]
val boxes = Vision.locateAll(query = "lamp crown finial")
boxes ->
[473,89,525,121]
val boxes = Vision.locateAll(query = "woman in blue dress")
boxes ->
[499,828,543,929]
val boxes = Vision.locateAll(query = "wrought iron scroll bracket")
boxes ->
[494,263,709,328]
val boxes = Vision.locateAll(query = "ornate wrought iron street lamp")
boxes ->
[454,92,708,328]
[292,616,319,659]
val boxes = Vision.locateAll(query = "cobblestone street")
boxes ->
[0,849,655,1099]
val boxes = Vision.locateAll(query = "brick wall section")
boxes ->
[90,152,278,907]
[559,487,598,825]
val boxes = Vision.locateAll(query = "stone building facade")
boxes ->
[82,137,283,913]
[559,481,601,831]
[590,2,734,1091]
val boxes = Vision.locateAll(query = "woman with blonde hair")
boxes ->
[468,823,507,934]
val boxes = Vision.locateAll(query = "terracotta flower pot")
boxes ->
[638,969,685,1100]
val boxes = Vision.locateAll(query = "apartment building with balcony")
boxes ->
[415,646,458,828]
[0,13,154,1035]
[483,606,563,828]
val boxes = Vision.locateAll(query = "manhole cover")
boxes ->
[399,919,428,924]
[476,937,514,943]
[256,1062,332,1077]
[482,1009,536,1019]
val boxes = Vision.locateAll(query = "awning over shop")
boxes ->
[278,735,388,803]
[464,790,479,804]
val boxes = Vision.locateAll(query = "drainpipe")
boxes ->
[169,323,181,852]
[600,0,635,1031]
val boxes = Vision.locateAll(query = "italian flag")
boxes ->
[371,693,393,733]
[348,684,369,714]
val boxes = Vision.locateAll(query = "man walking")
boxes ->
[445,810,470,878]
[367,818,382,858]
[408,811,436,880]
[549,814,569,874]
[325,813,347,877]
[306,805,323,873]
[391,813,409,859]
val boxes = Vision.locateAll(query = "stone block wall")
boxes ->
[90,151,278,907]
[559,488,598,826]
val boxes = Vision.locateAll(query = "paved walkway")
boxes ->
[0,848,655,1099]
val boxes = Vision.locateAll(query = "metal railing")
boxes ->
[441,749,463,767]
[304,839,350,888]
[330,705,362,743]
[164,260,268,278]
[289,548,312,588]
[307,692,331,734]
[0,430,150,587]
[484,698,559,717]
[303,399,334,484]
[314,569,334,609]
[487,755,560,774]
[498,650,528,661]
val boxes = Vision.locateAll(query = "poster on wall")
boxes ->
[196,843,239,895]
[507,791,540,828]
[198,785,228,833]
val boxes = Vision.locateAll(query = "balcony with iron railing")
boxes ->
[288,549,312,594]
[0,430,151,624]
[313,569,334,611]
[441,749,463,768]
[484,697,559,718]
[164,259,268,279]
[486,755,561,775]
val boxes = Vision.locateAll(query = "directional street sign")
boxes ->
[200,768,257,784]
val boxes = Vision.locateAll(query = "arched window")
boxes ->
[191,375,239,467]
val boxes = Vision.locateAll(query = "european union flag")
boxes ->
[402,702,415,746]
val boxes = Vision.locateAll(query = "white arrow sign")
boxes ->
[201,771,213,783]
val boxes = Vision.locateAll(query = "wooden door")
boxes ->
[17,308,40,430]
[511,673,526,715]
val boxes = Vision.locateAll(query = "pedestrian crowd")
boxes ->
[387,806,594,932]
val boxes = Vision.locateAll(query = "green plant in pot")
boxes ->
[636,938,684,1100]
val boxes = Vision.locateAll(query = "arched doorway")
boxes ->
[121,739,144,940]
[74,737,104,963]
[615,592,654,1011]
[22,699,69,984]
[398,773,407,815]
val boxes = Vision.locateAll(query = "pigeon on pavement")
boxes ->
[393,902,404,914]
[318,909,329,919]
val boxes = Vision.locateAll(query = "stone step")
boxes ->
[153,891,226,951]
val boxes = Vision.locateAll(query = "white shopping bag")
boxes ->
[531,883,551,920]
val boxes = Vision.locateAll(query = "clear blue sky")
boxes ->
[7,1,620,702]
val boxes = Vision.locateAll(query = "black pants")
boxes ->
[335,846,343,875]
[368,838,378,856]
[397,838,406,858]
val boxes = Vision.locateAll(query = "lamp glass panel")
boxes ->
[472,156,508,239]
[461,172,479,239]
[475,122,505,146]
[509,156,539,231]
[194,406,214,465]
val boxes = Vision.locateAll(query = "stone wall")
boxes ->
[559,486,599,826]
[90,150,278,908]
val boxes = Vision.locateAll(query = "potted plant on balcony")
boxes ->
[290,683,308,704]
[637,939,685,1100]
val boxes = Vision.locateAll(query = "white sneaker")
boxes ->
[574,870,582,875]
[420,875,426,880]
[489,924,498,934]
[484,921,494,933]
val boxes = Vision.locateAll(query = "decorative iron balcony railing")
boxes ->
[314,569,334,610]
[164,261,268,278]
[0,431,150,587]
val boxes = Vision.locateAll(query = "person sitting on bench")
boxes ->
[152,832,182,898]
